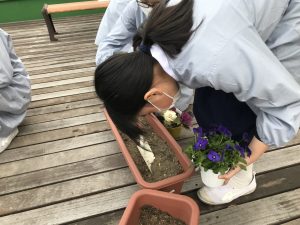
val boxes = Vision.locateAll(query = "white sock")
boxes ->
[228,164,254,188]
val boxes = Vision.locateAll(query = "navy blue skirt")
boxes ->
[193,87,257,142]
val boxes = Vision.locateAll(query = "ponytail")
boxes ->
[133,0,195,58]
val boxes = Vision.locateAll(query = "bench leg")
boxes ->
[49,14,58,34]
[41,4,58,41]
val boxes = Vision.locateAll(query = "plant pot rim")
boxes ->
[119,189,200,225]
[104,109,194,190]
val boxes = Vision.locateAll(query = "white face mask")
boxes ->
[147,89,182,112]
[141,7,152,17]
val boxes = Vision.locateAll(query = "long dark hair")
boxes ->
[133,0,195,58]
[95,0,195,141]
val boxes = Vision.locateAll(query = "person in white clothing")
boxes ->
[0,29,31,153]
[94,0,300,204]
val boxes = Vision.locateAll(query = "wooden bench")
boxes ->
[41,0,110,41]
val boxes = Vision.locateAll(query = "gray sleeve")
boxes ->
[95,0,139,65]
[95,0,131,45]
[0,28,29,80]
[211,29,300,147]
[0,29,14,88]
[0,28,31,128]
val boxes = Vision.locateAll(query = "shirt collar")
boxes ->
[150,44,178,81]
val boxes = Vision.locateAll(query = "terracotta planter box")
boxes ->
[119,189,200,225]
[104,109,194,193]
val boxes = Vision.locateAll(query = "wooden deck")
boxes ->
[0,14,299,225]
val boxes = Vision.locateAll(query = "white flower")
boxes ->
[163,110,177,122]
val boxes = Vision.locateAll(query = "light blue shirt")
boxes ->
[158,0,300,147]
[95,0,131,46]
[96,0,145,65]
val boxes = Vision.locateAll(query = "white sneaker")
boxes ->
[0,128,19,153]
[197,172,257,205]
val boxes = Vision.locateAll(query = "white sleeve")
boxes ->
[211,28,300,147]
[95,0,140,65]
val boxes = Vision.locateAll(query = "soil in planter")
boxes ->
[120,117,183,183]
[139,205,186,225]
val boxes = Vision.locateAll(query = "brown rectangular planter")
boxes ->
[104,109,194,193]
[119,189,200,225]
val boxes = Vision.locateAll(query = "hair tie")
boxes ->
[139,43,151,55]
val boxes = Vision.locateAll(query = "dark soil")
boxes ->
[139,205,186,225]
[120,117,183,182]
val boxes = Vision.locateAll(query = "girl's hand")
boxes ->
[218,166,241,184]
[218,136,268,184]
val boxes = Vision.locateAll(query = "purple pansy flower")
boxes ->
[235,144,245,158]
[193,127,203,136]
[207,150,221,162]
[193,137,208,150]
[242,132,251,144]
[225,144,233,151]
[217,125,232,138]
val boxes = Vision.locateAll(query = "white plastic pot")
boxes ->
[200,166,225,188]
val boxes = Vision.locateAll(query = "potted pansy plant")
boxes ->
[184,125,251,187]
[157,108,193,139]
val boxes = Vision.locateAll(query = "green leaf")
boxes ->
[239,164,247,171]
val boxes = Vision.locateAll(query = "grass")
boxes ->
[0,0,105,23]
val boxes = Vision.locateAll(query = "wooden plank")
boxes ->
[67,211,123,225]
[67,164,300,225]
[200,189,300,225]
[14,38,95,51]
[24,54,95,69]
[1,14,100,27]
[2,183,299,225]
[32,82,92,95]
[30,70,93,84]
[281,218,300,225]
[16,44,95,56]
[15,45,95,61]
[31,77,93,90]
[2,16,100,31]
[0,185,139,225]
[28,64,95,77]
[1,14,100,28]
[1,141,299,209]
[29,92,97,109]
[0,131,114,164]
[20,49,95,61]
[26,98,100,117]
[23,105,103,125]
[10,28,98,43]
[13,30,97,44]
[19,113,105,136]
[26,59,93,72]
[0,150,125,195]
[0,168,134,216]
[8,121,109,149]
[29,67,94,80]
[31,87,95,102]
[0,140,123,179]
